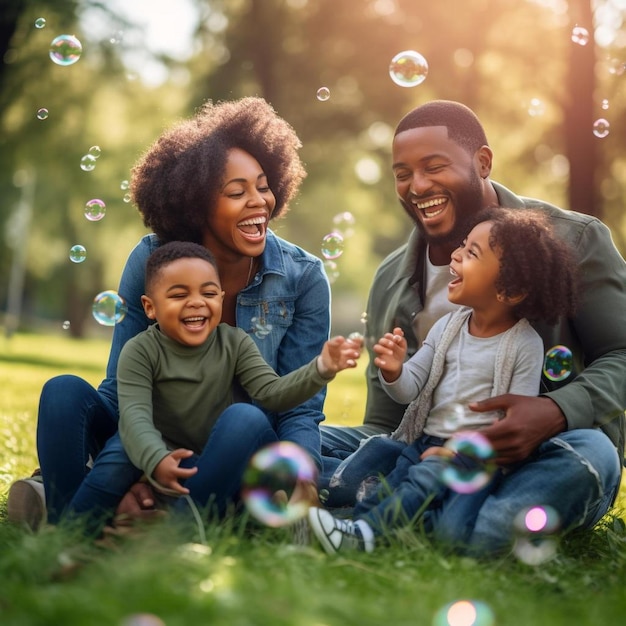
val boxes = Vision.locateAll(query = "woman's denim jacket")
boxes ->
[98,230,331,469]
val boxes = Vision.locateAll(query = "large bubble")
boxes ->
[440,431,495,494]
[543,345,573,382]
[389,50,428,87]
[49,34,82,66]
[321,232,344,260]
[84,198,106,221]
[241,441,317,527]
[92,290,127,326]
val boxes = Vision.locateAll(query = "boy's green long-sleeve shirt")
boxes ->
[117,323,331,479]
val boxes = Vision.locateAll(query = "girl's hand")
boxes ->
[317,336,361,378]
[373,327,406,382]
[153,448,198,495]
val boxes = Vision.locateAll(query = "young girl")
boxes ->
[309,207,580,553]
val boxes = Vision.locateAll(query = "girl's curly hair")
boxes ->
[130,97,307,244]
[468,207,580,325]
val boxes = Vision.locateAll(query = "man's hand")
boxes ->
[471,394,567,465]
[115,481,162,525]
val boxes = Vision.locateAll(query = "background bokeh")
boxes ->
[1,0,624,338]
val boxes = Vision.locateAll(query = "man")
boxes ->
[321,100,625,555]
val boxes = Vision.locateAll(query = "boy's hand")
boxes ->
[317,336,361,378]
[152,448,198,495]
[373,326,406,382]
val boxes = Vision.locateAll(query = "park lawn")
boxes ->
[0,330,625,626]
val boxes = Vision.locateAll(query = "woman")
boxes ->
[25,97,330,525]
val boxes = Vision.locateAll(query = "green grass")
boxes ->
[1,331,625,626]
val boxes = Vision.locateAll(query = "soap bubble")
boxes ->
[88,145,101,158]
[332,212,356,238]
[35,18,46,29]
[389,50,428,87]
[543,345,573,382]
[513,505,560,565]
[323,259,339,284]
[123,193,132,203]
[440,431,496,494]
[433,599,495,626]
[241,441,317,527]
[92,290,127,326]
[62,320,71,330]
[527,98,545,117]
[601,99,609,110]
[120,180,130,190]
[119,614,165,626]
[36,108,49,120]
[592,118,610,138]
[443,403,467,432]
[321,232,344,260]
[316,87,330,101]
[69,244,87,263]
[571,25,590,46]
[49,34,82,66]
[251,316,272,339]
[84,198,106,221]
[80,154,97,172]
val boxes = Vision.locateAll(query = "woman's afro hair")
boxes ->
[130,97,307,244]
[468,207,580,325]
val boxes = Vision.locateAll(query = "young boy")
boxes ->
[309,208,580,553]
[67,241,360,533]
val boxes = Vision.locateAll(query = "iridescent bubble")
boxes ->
[332,211,356,238]
[433,600,495,626]
[251,316,272,339]
[527,97,545,117]
[69,244,87,263]
[241,441,317,527]
[88,145,101,158]
[571,25,590,46]
[592,118,610,138]
[443,403,466,432]
[92,290,128,326]
[35,18,46,29]
[389,50,428,87]
[543,345,573,382]
[36,108,49,120]
[323,259,339,284]
[512,505,560,565]
[321,232,344,260]
[80,154,97,172]
[120,179,130,190]
[316,87,330,101]
[49,34,82,66]
[84,198,106,221]
[119,614,166,626]
[62,320,71,330]
[440,431,495,494]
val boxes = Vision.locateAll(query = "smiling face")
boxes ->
[392,126,493,260]
[202,148,276,262]
[141,257,225,347]
[447,220,502,311]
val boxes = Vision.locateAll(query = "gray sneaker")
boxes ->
[7,474,46,531]
[308,506,374,554]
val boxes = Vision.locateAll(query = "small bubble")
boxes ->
[62,320,71,330]
[316,87,330,101]
[92,290,127,326]
[571,25,590,46]
[120,180,130,190]
[251,316,272,339]
[543,345,573,381]
[527,97,545,117]
[321,232,344,260]
[241,442,317,527]
[84,198,106,221]
[332,212,356,238]
[389,50,428,87]
[34,18,46,29]
[49,34,82,66]
[119,614,165,626]
[433,600,495,626]
[601,99,609,110]
[323,259,339,284]
[36,108,49,120]
[69,244,87,263]
[512,505,560,565]
[80,154,97,172]
[123,193,132,203]
[592,118,610,138]
[88,145,101,158]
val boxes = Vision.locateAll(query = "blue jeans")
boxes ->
[354,436,494,535]
[68,403,278,534]
[37,375,119,524]
[321,425,622,555]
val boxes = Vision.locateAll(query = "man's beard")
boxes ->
[405,168,486,248]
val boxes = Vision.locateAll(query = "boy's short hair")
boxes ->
[145,241,218,293]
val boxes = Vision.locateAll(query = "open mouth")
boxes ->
[412,196,448,219]
[182,316,207,329]
[237,215,267,240]
[448,266,462,287]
